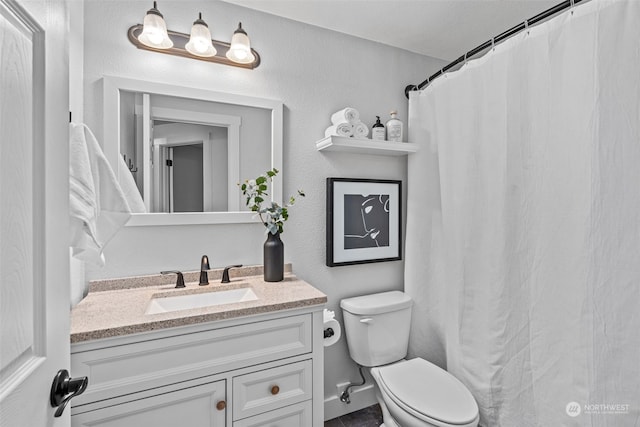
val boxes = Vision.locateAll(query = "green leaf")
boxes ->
[256,176,267,185]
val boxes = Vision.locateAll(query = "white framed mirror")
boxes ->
[103,76,283,226]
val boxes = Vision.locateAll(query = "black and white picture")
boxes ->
[326,178,402,267]
[344,194,390,249]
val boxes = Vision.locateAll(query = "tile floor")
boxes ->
[324,404,383,427]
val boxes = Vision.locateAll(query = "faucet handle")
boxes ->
[222,265,243,283]
[161,271,185,288]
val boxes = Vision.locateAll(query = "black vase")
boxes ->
[263,232,284,282]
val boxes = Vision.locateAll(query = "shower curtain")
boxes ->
[405,1,640,426]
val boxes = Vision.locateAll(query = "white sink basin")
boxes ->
[145,287,258,315]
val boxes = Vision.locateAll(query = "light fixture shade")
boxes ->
[226,22,255,64]
[138,2,173,49]
[185,13,216,57]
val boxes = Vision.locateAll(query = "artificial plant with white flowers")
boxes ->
[240,168,305,235]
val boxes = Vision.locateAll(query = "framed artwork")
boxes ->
[326,178,402,267]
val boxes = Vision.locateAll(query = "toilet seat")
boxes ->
[374,358,479,426]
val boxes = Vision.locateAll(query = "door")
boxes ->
[0,0,70,426]
[152,139,205,213]
[171,143,204,212]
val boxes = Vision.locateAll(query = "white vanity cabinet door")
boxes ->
[71,379,226,427]
[233,359,312,420]
[233,401,312,427]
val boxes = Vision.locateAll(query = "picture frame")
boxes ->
[326,178,402,267]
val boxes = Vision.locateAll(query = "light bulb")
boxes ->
[233,49,248,60]
[146,28,164,46]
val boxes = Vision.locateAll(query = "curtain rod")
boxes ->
[405,0,586,98]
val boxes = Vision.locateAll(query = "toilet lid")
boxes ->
[377,358,478,425]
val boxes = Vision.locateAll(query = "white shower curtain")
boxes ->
[405,1,640,426]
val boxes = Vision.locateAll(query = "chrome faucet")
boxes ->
[199,255,210,286]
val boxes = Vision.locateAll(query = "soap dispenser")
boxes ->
[386,111,404,142]
[371,116,386,141]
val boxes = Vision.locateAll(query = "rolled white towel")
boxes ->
[325,123,353,138]
[352,121,369,139]
[331,107,360,125]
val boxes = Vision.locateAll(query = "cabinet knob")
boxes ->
[216,400,226,411]
[270,385,280,395]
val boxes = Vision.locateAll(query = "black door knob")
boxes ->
[50,369,88,417]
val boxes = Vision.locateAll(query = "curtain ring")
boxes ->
[491,37,495,51]
[570,0,575,14]
[463,52,468,65]
[524,19,530,35]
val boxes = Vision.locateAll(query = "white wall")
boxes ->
[81,0,445,419]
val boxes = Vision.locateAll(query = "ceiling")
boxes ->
[224,0,559,61]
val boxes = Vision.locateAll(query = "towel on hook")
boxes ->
[331,107,360,125]
[69,123,132,270]
[117,155,146,213]
[325,123,353,138]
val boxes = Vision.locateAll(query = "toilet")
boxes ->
[340,291,479,427]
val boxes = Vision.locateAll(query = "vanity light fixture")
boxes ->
[185,13,216,57]
[128,2,261,69]
[226,23,255,64]
[137,1,173,49]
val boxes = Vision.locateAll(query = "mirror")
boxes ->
[103,76,283,226]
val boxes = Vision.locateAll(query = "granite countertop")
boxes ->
[70,265,327,344]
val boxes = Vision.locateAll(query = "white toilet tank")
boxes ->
[340,291,413,367]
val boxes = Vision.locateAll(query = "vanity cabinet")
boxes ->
[70,308,324,426]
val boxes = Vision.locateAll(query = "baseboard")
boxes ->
[324,383,377,421]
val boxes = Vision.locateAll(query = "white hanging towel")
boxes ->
[325,123,353,138]
[331,107,360,125]
[69,123,132,270]
[117,154,146,213]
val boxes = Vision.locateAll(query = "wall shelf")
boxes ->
[316,135,418,156]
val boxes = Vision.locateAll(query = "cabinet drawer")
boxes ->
[233,400,312,427]
[72,379,226,427]
[71,314,311,406]
[233,360,312,420]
